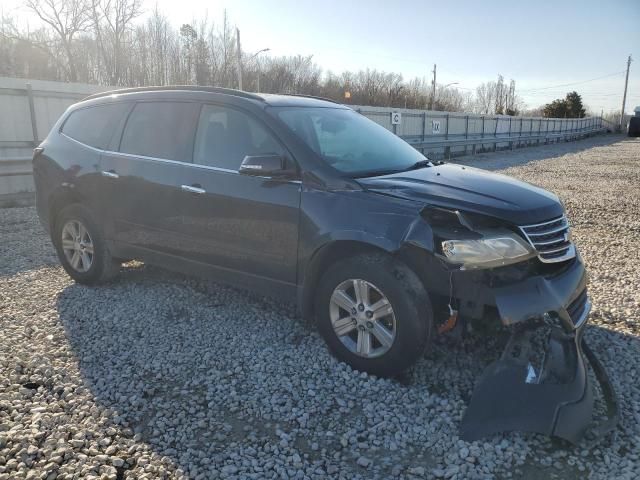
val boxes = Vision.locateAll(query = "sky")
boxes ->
[4,0,639,113]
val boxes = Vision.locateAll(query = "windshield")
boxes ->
[270,107,429,177]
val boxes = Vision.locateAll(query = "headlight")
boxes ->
[441,232,534,269]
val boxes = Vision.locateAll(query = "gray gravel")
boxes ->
[1,134,639,480]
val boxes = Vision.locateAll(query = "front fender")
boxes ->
[297,189,438,317]
[401,215,435,252]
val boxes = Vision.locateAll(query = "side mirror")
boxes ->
[239,154,293,178]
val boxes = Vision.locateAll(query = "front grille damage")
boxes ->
[519,215,576,263]
[460,289,619,444]
[567,288,590,328]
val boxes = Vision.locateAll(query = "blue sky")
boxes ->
[5,0,639,113]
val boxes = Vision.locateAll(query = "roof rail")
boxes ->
[82,85,265,102]
[273,93,339,104]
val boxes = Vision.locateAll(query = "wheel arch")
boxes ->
[299,237,441,322]
[48,186,90,232]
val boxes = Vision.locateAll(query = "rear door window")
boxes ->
[193,105,283,170]
[119,102,201,162]
[62,103,130,149]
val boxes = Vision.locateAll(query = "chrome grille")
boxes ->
[519,215,575,263]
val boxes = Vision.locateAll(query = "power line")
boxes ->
[522,91,622,97]
[269,43,628,103]
[454,71,627,95]
[269,43,627,99]
[518,71,626,92]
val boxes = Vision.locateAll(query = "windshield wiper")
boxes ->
[402,159,433,172]
[352,168,404,179]
[351,160,435,179]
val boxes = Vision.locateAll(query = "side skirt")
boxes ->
[109,241,298,303]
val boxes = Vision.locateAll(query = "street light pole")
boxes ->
[433,82,459,110]
[429,64,436,110]
[235,28,269,92]
[236,28,242,91]
[248,48,270,92]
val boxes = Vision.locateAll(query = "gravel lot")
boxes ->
[1,134,639,480]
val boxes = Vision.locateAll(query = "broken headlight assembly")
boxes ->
[423,207,536,270]
[440,230,536,270]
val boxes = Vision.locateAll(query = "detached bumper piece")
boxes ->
[460,294,619,444]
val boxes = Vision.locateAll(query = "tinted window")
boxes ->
[120,102,201,162]
[272,107,427,176]
[62,103,130,149]
[193,105,282,170]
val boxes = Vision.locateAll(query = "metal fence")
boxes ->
[0,78,607,196]
[355,106,605,159]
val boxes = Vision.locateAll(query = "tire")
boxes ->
[315,253,433,377]
[52,204,120,285]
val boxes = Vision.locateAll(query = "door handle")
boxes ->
[101,170,119,179]
[181,184,205,194]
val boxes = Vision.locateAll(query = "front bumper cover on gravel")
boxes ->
[459,261,619,444]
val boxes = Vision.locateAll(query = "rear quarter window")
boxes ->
[62,103,131,149]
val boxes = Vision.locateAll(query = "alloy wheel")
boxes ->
[61,220,94,273]
[329,278,397,358]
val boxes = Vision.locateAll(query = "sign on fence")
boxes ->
[391,112,401,125]
[432,120,441,134]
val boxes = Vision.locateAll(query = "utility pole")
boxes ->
[620,54,632,131]
[429,64,436,110]
[236,28,243,91]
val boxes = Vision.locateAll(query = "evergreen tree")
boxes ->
[565,91,586,118]
[543,99,568,118]
[543,91,586,118]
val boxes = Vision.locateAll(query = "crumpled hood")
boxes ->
[356,163,564,225]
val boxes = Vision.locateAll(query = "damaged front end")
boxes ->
[419,206,619,443]
[459,281,619,444]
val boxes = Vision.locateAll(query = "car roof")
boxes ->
[81,86,347,109]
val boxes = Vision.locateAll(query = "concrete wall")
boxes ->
[0,77,111,195]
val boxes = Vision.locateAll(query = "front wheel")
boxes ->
[315,253,433,377]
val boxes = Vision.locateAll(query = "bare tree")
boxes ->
[192,19,213,85]
[145,6,169,85]
[494,74,505,114]
[433,84,467,112]
[210,10,236,88]
[7,1,528,113]
[505,79,520,115]
[24,0,92,81]
[90,0,142,85]
[475,81,497,114]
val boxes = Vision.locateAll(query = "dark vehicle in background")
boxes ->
[32,87,617,443]
[628,107,640,136]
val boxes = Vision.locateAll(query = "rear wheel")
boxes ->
[315,253,433,377]
[53,204,120,285]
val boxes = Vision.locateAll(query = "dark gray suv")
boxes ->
[33,86,616,443]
